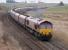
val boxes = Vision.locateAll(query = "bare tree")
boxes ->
[59,1,64,6]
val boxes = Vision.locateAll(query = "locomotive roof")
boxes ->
[12,8,50,25]
[27,16,46,25]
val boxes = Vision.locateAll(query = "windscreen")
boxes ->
[40,22,53,29]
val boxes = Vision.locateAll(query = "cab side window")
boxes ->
[34,25,39,29]
[26,20,29,25]
[35,25,37,29]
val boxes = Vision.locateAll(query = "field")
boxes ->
[44,5,68,47]
[0,3,68,50]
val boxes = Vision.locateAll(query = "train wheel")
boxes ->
[36,34,44,41]
[46,33,52,41]
[38,33,52,41]
[43,33,52,41]
[34,31,38,37]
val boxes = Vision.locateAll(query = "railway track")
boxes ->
[8,13,68,50]
[49,38,68,50]
[43,38,68,50]
[3,13,50,50]
[1,10,68,50]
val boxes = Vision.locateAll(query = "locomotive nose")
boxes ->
[40,29,52,36]
[39,29,52,41]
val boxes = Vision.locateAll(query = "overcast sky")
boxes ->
[0,0,68,3]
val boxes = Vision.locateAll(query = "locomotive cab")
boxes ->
[39,21,53,41]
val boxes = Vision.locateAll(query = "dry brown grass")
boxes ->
[43,7,68,47]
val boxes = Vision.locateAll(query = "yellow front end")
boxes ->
[37,21,53,40]
[36,28,52,41]
[39,29,52,36]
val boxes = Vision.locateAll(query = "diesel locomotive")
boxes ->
[9,7,53,41]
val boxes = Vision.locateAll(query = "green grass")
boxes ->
[43,5,68,20]
[47,5,68,13]
[0,3,68,13]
